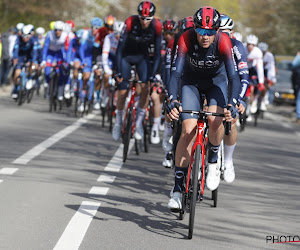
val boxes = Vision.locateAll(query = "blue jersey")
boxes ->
[168,29,240,106]
[13,36,38,62]
[231,37,250,100]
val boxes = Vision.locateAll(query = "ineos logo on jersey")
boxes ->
[233,45,242,60]
[189,57,220,68]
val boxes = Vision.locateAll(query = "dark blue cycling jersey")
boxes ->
[13,36,38,63]
[230,37,250,101]
[116,15,162,79]
[168,29,240,106]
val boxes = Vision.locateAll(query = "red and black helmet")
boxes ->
[193,6,221,29]
[179,16,194,31]
[163,19,176,32]
[137,1,156,17]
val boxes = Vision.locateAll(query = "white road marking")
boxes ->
[12,114,95,165]
[97,175,116,183]
[88,187,109,196]
[53,201,100,250]
[0,168,19,175]
[281,122,292,129]
[104,139,134,172]
[0,180,3,184]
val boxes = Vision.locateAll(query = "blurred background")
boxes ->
[0,0,299,55]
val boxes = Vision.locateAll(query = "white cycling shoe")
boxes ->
[206,163,221,191]
[112,123,122,141]
[150,129,160,144]
[134,126,143,140]
[162,133,173,152]
[162,152,173,168]
[223,162,235,183]
[78,103,84,113]
[167,191,182,212]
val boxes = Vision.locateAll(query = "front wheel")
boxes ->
[188,145,201,239]
[122,104,133,162]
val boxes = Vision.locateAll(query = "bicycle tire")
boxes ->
[188,145,201,239]
[143,120,149,153]
[212,188,218,207]
[49,74,56,112]
[122,104,133,162]
[108,88,115,132]
[27,88,34,103]
[179,176,188,220]
[17,82,24,106]
[134,138,141,155]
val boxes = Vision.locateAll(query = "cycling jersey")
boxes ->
[13,36,38,62]
[116,15,162,79]
[263,51,276,83]
[102,32,119,75]
[246,46,264,84]
[168,29,240,107]
[230,37,250,101]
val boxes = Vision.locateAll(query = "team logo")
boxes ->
[238,61,247,69]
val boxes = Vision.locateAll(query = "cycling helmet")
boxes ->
[76,29,84,39]
[54,21,65,30]
[27,24,35,33]
[163,19,176,32]
[105,15,115,29]
[90,17,103,28]
[219,14,234,30]
[22,25,32,36]
[193,6,221,29]
[180,16,194,31]
[113,21,125,35]
[49,21,55,30]
[16,23,24,31]
[233,32,242,42]
[137,1,156,17]
[258,42,268,52]
[66,20,75,29]
[36,27,45,35]
[246,34,258,45]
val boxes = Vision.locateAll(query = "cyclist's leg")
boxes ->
[168,84,200,211]
[112,57,131,141]
[150,90,161,144]
[205,83,227,191]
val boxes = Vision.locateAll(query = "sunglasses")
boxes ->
[139,16,153,22]
[55,29,62,32]
[92,26,101,30]
[164,31,175,36]
[22,34,31,38]
[195,28,217,36]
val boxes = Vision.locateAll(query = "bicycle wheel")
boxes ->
[143,120,149,153]
[188,145,201,239]
[49,74,56,112]
[122,104,133,162]
[27,88,34,103]
[134,138,141,155]
[179,176,188,220]
[108,88,115,132]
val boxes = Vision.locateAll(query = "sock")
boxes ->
[152,117,161,131]
[224,143,236,165]
[208,141,219,163]
[115,109,124,125]
[174,166,188,192]
[136,107,146,128]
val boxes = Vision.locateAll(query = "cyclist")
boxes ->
[166,6,240,211]
[245,34,264,120]
[41,21,69,100]
[100,21,125,110]
[219,14,250,183]
[258,42,276,106]
[113,1,162,141]
[34,27,46,91]
[78,17,104,112]
[11,25,38,99]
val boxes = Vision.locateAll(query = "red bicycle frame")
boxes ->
[122,82,137,136]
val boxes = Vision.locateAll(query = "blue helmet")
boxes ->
[76,29,84,39]
[90,17,103,28]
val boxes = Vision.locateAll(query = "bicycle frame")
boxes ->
[122,81,137,136]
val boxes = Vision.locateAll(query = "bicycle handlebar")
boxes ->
[181,110,231,135]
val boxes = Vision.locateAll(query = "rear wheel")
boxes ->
[122,104,133,162]
[27,88,34,103]
[188,145,201,239]
[49,74,57,112]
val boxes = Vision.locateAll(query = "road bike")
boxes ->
[178,109,230,239]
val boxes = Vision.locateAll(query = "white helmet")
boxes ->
[36,27,45,35]
[16,23,24,31]
[54,21,65,30]
[22,25,32,36]
[27,24,35,33]
[233,32,243,42]
[258,42,268,52]
[113,21,125,35]
[246,34,258,45]
[219,14,234,30]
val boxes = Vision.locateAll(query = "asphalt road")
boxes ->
[0,93,299,250]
